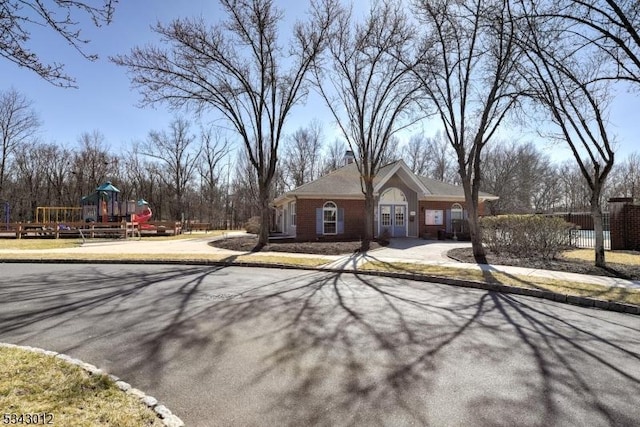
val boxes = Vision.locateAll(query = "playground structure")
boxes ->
[2,182,182,239]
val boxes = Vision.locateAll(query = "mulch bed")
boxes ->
[448,248,640,281]
[210,236,639,279]
[209,236,384,255]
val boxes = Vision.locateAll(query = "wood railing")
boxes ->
[1,220,183,239]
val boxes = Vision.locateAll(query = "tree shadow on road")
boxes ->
[1,265,639,426]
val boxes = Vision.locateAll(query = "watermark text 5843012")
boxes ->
[2,413,54,425]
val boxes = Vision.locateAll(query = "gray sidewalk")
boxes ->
[1,234,638,290]
[324,238,640,290]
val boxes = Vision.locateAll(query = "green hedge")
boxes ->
[480,215,575,260]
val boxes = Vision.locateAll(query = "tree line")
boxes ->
[1,90,638,228]
[2,0,639,267]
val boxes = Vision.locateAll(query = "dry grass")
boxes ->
[0,230,231,248]
[237,254,330,267]
[140,230,230,241]
[0,252,330,267]
[562,249,640,266]
[361,261,640,306]
[0,347,161,426]
[0,239,82,250]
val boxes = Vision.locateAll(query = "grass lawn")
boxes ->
[0,239,82,250]
[0,230,232,249]
[0,346,161,426]
[562,249,640,266]
[0,251,330,267]
[139,229,230,241]
[361,261,640,306]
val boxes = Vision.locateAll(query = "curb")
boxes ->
[0,343,184,427]
[1,258,638,316]
[345,269,640,315]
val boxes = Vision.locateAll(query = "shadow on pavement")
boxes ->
[0,265,639,426]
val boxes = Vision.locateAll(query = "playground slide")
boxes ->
[136,207,152,223]
[135,207,153,230]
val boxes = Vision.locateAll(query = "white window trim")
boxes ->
[290,202,297,227]
[323,201,337,235]
[451,203,464,220]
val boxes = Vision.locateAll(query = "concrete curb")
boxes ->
[0,343,184,427]
[1,258,638,315]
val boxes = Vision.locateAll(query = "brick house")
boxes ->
[272,159,498,241]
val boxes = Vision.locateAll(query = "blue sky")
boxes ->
[1,1,637,161]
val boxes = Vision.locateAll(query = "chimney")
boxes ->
[344,150,355,165]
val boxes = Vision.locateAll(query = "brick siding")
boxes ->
[296,198,366,241]
[418,200,485,239]
[295,197,486,241]
[610,198,640,250]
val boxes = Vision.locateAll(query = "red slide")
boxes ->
[136,207,152,224]
[134,200,153,230]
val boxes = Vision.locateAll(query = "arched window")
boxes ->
[380,187,406,203]
[451,203,464,220]
[323,201,337,234]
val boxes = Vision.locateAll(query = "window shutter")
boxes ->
[337,208,345,234]
[316,208,322,234]
[445,209,452,232]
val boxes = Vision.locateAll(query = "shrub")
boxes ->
[244,216,261,234]
[377,228,392,245]
[480,215,576,260]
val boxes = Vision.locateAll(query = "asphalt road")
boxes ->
[0,263,639,427]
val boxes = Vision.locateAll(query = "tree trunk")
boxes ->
[256,181,271,250]
[463,181,487,264]
[591,184,606,268]
[361,179,375,252]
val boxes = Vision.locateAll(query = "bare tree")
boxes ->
[608,151,640,198]
[402,134,430,176]
[1,1,117,87]
[44,143,75,206]
[11,141,49,220]
[402,131,457,182]
[412,0,523,262]
[530,164,565,213]
[113,0,337,247]
[321,138,349,174]
[282,120,324,189]
[231,149,261,227]
[70,130,114,199]
[142,118,201,221]
[121,143,164,218]
[520,13,615,267]
[313,1,422,250]
[480,141,555,214]
[198,128,231,224]
[526,0,640,85]
[0,88,40,200]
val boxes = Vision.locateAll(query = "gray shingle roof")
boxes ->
[277,160,497,200]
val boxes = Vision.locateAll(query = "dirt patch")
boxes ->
[448,248,640,281]
[210,236,383,255]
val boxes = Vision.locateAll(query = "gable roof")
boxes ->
[274,160,498,204]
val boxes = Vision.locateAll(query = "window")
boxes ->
[323,201,337,234]
[381,205,391,226]
[395,206,405,226]
[290,202,296,226]
[380,187,406,203]
[451,203,463,220]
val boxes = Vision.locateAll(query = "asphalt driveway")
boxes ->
[1,263,639,426]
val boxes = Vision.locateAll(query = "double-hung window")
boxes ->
[290,202,296,227]
[323,201,337,234]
